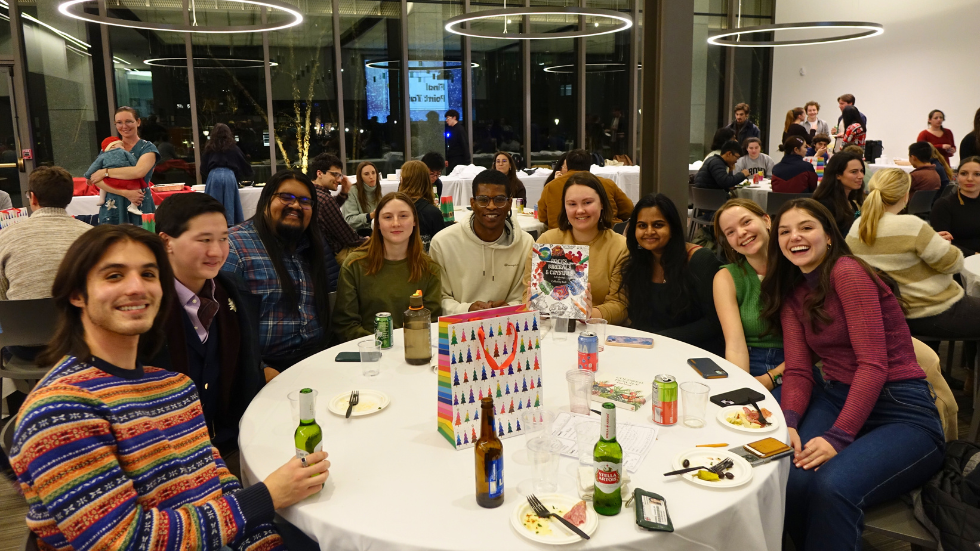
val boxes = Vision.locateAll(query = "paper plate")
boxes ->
[716,405,780,434]
[510,493,598,545]
[327,389,390,417]
[671,449,753,489]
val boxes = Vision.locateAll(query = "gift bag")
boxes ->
[437,305,543,449]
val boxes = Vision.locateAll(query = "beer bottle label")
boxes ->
[295,441,322,460]
[594,461,621,493]
[488,457,504,499]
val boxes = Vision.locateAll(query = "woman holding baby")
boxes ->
[87,106,160,225]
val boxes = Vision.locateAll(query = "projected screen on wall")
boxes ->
[366,61,464,123]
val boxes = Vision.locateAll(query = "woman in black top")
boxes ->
[622,193,724,355]
[811,151,865,236]
[543,152,568,186]
[201,123,252,225]
[960,108,980,159]
[931,157,980,256]
[398,159,445,251]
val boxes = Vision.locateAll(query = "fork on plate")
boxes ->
[345,390,359,418]
[663,457,734,477]
[526,494,590,540]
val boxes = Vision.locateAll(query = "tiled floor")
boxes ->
[2,345,974,551]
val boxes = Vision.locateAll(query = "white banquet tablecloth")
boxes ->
[239,324,788,551]
[736,181,774,211]
[962,254,980,297]
[592,165,641,202]
[66,187,265,219]
[867,163,914,177]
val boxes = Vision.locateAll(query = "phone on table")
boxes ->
[335,352,361,362]
[688,357,728,379]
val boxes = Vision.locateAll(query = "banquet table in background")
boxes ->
[592,165,641,202]
[67,186,265,219]
[962,254,980,298]
[735,181,774,211]
[239,323,788,551]
[867,162,914,177]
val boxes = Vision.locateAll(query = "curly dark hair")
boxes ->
[204,123,237,154]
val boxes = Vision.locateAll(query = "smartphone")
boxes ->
[335,351,361,362]
[688,357,728,379]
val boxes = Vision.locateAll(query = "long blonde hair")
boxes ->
[398,160,436,205]
[928,143,955,180]
[858,168,911,246]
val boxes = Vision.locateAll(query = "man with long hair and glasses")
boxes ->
[429,169,534,314]
[9,225,329,550]
[223,169,338,373]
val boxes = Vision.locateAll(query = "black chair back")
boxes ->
[766,192,813,216]
[690,187,730,213]
[0,298,58,350]
[907,190,938,217]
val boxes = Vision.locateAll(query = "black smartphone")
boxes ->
[710,387,766,407]
[335,352,361,362]
[688,357,728,379]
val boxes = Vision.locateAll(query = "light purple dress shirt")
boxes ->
[174,278,217,343]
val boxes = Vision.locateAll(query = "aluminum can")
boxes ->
[375,312,393,349]
[652,374,678,425]
[577,331,599,372]
[516,198,524,213]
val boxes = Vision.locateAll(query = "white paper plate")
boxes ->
[716,405,780,434]
[671,449,753,489]
[327,389,390,417]
[510,493,598,545]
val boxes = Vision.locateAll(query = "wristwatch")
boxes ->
[105,168,110,178]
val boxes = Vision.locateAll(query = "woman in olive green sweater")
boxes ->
[712,198,784,401]
[333,192,441,342]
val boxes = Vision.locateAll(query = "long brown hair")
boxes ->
[712,198,770,265]
[204,122,236,154]
[812,151,865,230]
[928,143,955,180]
[760,198,899,336]
[784,108,804,133]
[398,160,436,205]
[38,225,175,368]
[354,161,382,213]
[494,151,522,193]
[350,192,435,282]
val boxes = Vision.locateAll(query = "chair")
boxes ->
[687,187,730,240]
[0,298,59,399]
[612,221,628,235]
[863,498,938,551]
[907,190,938,219]
[765,192,812,216]
[328,291,337,315]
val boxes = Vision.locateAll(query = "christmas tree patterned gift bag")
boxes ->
[437,305,543,449]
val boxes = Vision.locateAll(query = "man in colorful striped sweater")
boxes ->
[10,225,329,550]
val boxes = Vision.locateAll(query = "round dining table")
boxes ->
[239,322,788,551]
[961,254,980,298]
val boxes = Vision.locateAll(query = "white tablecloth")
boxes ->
[66,187,265,219]
[736,181,774,211]
[452,207,546,237]
[962,254,980,297]
[867,163,914,177]
[239,324,788,551]
[592,166,641,202]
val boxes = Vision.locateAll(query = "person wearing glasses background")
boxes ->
[398,160,446,251]
[308,153,366,264]
[222,169,338,372]
[429,169,534,314]
[332,192,441,342]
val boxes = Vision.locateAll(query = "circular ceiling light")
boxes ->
[365,60,480,70]
[708,21,883,47]
[445,7,632,40]
[57,0,303,33]
[543,63,626,74]
[143,58,278,69]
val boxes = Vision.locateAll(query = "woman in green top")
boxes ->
[333,192,442,342]
[712,198,785,401]
[341,161,382,233]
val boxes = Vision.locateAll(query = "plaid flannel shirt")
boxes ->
[315,188,365,253]
[222,220,325,357]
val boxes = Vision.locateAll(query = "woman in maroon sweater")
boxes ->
[760,198,944,551]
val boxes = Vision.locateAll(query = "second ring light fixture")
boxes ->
[708,21,884,47]
[445,5,632,40]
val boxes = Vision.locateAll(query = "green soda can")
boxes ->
[375,312,393,349]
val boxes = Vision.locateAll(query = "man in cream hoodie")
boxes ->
[430,169,535,314]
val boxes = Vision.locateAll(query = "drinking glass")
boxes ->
[565,370,595,415]
[287,389,317,425]
[680,381,710,428]
[527,436,562,493]
[574,422,599,466]
[552,317,574,342]
[359,340,381,376]
[585,318,608,351]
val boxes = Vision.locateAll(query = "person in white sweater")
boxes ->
[429,169,534,314]
[845,168,980,340]
[733,138,775,179]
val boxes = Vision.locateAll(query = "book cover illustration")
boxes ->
[591,374,648,411]
[528,244,589,320]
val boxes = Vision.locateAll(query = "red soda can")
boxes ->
[652,374,678,425]
[577,331,598,372]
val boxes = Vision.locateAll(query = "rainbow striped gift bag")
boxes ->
[437,304,543,449]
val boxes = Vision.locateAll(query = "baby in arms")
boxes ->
[84,137,147,216]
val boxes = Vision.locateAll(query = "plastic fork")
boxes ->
[345,390,359,418]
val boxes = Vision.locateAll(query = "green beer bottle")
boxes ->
[294,389,323,466]
[593,402,623,516]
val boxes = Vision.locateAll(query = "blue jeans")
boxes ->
[747,346,784,403]
[785,378,944,551]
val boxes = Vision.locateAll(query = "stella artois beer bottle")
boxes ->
[593,402,623,516]
[475,397,504,508]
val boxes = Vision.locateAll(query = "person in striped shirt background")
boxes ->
[9,225,328,550]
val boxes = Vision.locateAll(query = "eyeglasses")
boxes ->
[474,195,509,207]
[275,192,313,210]
[327,170,343,179]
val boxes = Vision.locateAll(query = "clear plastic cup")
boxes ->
[574,422,599,466]
[566,369,595,415]
[359,340,381,376]
[552,317,574,342]
[586,318,608,351]
[521,409,557,437]
[527,436,562,493]
[287,388,317,426]
[680,381,710,428]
